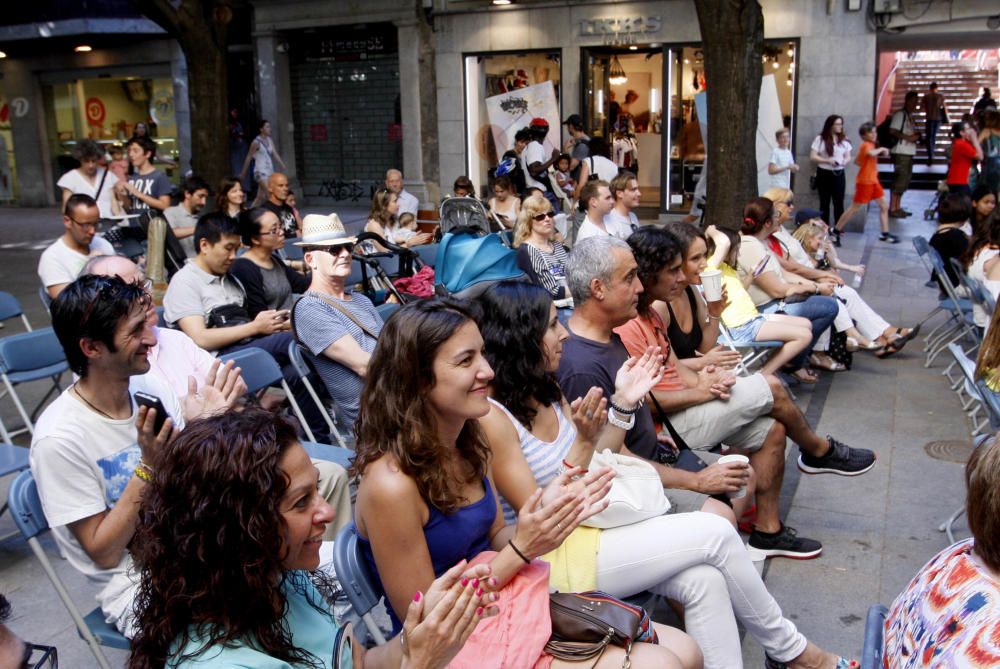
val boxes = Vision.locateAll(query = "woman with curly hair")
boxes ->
[128,408,491,669]
[364,189,432,252]
[352,298,690,669]
[477,280,860,669]
[513,193,571,300]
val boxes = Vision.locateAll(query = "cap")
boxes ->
[794,208,824,227]
[529,117,549,128]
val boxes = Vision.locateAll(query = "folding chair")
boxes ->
[0,327,69,439]
[716,321,781,376]
[286,341,347,448]
[937,432,992,544]
[375,302,400,321]
[333,523,389,645]
[301,440,353,469]
[414,242,439,269]
[0,292,32,331]
[219,347,318,443]
[924,247,978,367]
[38,286,52,316]
[946,343,990,438]
[861,604,888,669]
[7,470,127,669]
[0,444,30,538]
[912,237,968,351]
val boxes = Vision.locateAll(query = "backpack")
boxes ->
[876,111,905,150]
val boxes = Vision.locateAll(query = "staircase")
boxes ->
[878,58,997,190]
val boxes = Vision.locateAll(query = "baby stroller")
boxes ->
[353,231,423,304]
[439,196,495,236]
[924,180,947,220]
[433,225,525,300]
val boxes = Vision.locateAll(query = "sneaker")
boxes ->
[880,232,900,244]
[829,228,841,247]
[798,436,876,476]
[748,524,822,559]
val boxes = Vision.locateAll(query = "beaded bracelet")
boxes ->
[609,398,641,415]
[134,462,153,482]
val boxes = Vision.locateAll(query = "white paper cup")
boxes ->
[699,269,723,302]
[717,453,750,499]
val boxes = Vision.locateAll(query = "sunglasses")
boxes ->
[532,211,555,221]
[311,242,356,255]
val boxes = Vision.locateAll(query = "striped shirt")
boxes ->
[489,397,576,524]
[517,242,570,298]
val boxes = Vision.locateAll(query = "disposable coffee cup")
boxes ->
[815,248,826,261]
[852,273,863,289]
[717,453,750,499]
[699,269,723,302]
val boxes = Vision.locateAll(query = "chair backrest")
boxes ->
[414,243,438,269]
[219,347,282,394]
[861,604,888,669]
[375,302,400,321]
[282,240,305,261]
[912,235,930,257]
[926,246,968,311]
[287,340,312,378]
[7,469,48,540]
[0,292,24,322]
[38,286,52,314]
[333,524,384,618]
[0,327,67,374]
[300,440,353,469]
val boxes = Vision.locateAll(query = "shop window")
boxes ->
[0,85,18,202]
[464,51,561,197]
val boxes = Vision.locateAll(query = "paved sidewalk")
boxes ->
[0,190,976,667]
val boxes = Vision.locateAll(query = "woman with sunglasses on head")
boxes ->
[476,280,859,669]
[514,193,571,301]
[230,208,309,319]
[127,408,491,669]
[364,189,433,253]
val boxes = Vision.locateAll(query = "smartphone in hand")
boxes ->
[133,391,169,434]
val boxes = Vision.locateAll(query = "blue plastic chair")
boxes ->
[0,327,69,439]
[924,246,978,366]
[219,347,318,443]
[375,302,400,321]
[414,242,439,269]
[301,440,353,469]
[7,470,126,668]
[283,240,305,261]
[286,341,347,448]
[333,523,389,645]
[0,292,32,332]
[861,604,888,669]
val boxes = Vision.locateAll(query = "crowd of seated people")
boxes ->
[27,144,1000,669]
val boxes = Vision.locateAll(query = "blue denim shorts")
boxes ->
[725,315,766,344]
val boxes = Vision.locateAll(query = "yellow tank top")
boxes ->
[720,263,760,328]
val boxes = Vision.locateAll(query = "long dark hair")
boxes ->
[352,298,491,513]
[627,226,682,317]
[215,176,244,215]
[742,197,775,236]
[477,282,562,429]
[128,410,329,669]
[820,115,846,157]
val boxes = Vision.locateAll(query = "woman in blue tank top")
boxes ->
[352,298,689,669]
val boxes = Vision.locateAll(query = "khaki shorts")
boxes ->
[891,153,913,194]
[666,450,723,514]
[667,373,775,454]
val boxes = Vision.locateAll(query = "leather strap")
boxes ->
[306,291,379,341]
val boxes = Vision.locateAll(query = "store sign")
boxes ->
[85,97,106,125]
[579,16,662,45]
[10,97,29,118]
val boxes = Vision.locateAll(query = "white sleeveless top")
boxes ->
[253,135,275,176]
[488,397,576,523]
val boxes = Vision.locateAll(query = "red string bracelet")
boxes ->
[563,459,588,474]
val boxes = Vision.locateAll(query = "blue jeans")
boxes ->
[925,120,941,161]
[759,295,838,369]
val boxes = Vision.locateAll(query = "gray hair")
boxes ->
[566,235,631,304]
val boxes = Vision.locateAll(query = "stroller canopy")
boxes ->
[439,196,491,236]
[434,232,525,299]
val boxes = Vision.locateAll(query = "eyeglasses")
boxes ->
[67,215,100,230]
[532,211,555,221]
[261,227,284,236]
[21,643,58,668]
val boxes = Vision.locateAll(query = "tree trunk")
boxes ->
[132,0,231,185]
[416,2,439,190]
[694,0,764,232]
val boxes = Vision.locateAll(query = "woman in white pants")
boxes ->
[477,280,858,669]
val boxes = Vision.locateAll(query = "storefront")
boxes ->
[438,1,873,216]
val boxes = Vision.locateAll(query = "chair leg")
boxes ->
[938,505,965,545]
[3,375,35,437]
[0,417,12,445]
[300,376,346,448]
[282,381,317,443]
[27,537,114,669]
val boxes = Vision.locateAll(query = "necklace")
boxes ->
[73,383,118,420]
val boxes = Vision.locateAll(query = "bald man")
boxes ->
[262,172,301,238]
[385,168,419,216]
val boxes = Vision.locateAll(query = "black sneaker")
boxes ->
[880,232,900,244]
[798,436,876,476]
[748,524,822,560]
[829,228,841,247]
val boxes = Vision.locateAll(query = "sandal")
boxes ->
[809,354,847,372]
[793,368,819,384]
[874,339,904,358]
[893,324,921,345]
[765,655,859,669]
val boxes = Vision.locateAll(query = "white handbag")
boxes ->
[580,449,670,529]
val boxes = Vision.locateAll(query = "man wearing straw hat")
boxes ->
[292,213,384,434]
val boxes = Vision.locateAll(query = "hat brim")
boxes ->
[293,234,359,247]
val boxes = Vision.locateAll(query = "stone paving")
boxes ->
[0,189,975,667]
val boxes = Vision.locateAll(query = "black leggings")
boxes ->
[816,168,846,226]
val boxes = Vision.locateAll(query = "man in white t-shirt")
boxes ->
[605,171,641,237]
[38,194,116,299]
[575,179,623,242]
[56,139,121,219]
[31,274,241,636]
[385,168,419,217]
[522,118,561,211]
[163,176,209,258]
[888,91,921,218]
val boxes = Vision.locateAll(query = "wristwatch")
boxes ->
[607,407,636,430]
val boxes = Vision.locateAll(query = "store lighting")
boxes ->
[75,45,92,52]
[772,60,780,69]
[608,54,628,85]
[629,45,638,51]
[0,51,6,59]
[492,0,511,5]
